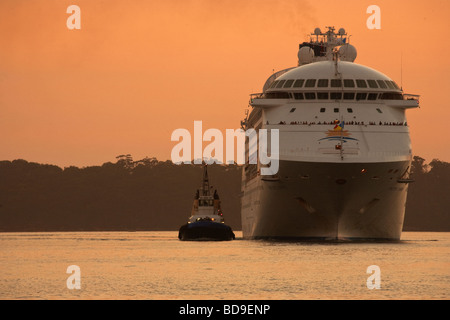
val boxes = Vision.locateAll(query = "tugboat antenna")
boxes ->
[202,164,210,196]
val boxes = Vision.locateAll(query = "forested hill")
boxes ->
[404,156,450,231]
[0,155,448,232]
[0,157,242,232]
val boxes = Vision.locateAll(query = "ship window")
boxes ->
[367,93,378,100]
[334,108,339,113]
[264,92,290,99]
[343,79,355,87]
[317,79,329,87]
[320,108,326,113]
[290,108,296,113]
[367,80,379,88]
[200,200,212,206]
[284,79,295,88]
[385,81,395,89]
[293,79,305,87]
[270,80,279,88]
[330,92,342,100]
[305,79,316,87]
[276,80,286,88]
[347,108,353,113]
[331,79,342,87]
[376,80,387,88]
[293,92,304,100]
[376,108,383,113]
[380,92,403,100]
[343,92,355,100]
[317,92,329,99]
[304,92,316,99]
[356,79,368,88]
[356,93,367,100]
[391,81,400,90]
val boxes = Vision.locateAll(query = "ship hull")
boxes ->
[179,221,235,241]
[241,160,411,240]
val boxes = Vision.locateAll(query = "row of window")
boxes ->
[319,107,383,113]
[269,78,400,90]
[289,107,382,113]
[321,107,355,113]
[273,121,407,126]
[263,91,403,101]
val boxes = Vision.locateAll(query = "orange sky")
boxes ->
[1,0,449,167]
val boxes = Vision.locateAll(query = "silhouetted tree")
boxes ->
[116,154,134,170]
[411,155,428,175]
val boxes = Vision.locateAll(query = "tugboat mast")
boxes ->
[201,165,210,196]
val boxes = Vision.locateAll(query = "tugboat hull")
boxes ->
[178,221,235,241]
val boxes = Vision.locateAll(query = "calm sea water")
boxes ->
[0,231,448,300]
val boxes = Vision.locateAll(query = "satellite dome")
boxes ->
[314,28,322,35]
[298,46,315,65]
[338,28,346,35]
[338,44,357,62]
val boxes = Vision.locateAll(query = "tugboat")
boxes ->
[178,165,235,241]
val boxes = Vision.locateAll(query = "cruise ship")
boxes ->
[240,27,419,240]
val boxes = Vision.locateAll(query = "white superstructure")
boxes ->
[240,27,419,240]
[188,165,225,224]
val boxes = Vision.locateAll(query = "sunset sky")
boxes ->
[1,0,449,167]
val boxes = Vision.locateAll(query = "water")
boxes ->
[0,231,448,300]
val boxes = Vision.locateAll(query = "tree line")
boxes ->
[0,155,448,232]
